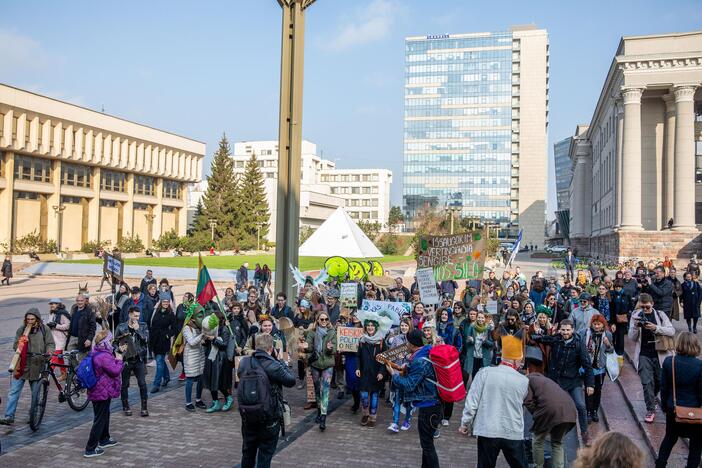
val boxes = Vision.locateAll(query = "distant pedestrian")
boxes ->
[1,255,12,285]
[84,330,123,458]
[680,272,702,333]
[139,269,156,295]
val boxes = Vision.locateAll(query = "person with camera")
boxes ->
[238,333,295,468]
[643,266,674,319]
[46,298,71,381]
[114,306,149,417]
[628,292,675,423]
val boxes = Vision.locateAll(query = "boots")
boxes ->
[319,415,326,431]
[140,399,149,417]
[368,414,376,428]
[361,408,369,426]
[315,408,321,424]
[122,402,132,416]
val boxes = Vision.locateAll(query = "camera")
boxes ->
[637,314,650,327]
[46,321,57,329]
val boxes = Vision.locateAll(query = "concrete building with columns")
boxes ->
[568,30,702,260]
[0,84,205,252]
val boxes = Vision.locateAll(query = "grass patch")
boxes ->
[61,254,414,271]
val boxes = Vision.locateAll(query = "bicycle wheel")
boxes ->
[29,378,49,432]
[65,370,89,411]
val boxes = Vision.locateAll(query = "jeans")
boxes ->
[567,386,588,435]
[586,373,605,414]
[152,354,170,389]
[656,410,702,468]
[4,378,40,419]
[185,376,203,404]
[418,403,442,468]
[360,391,379,415]
[241,420,280,468]
[310,367,333,415]
[478,437,527,468]
[121,359,148,404]
[533,422,573,468]
[392,389,413,426]
[86,399,111,451]
[638,355,661,412]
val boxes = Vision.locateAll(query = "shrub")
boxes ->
[377,233,400,255]
[7,231,59,254]
[153,229,181,251]
[116,234,144,253]
[218,235,240,251]
[81,240,106,254]
[180,232,211,253]
[299,226,315,245]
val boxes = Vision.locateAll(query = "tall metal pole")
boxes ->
[274,0,315,301]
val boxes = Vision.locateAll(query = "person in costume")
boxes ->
[300,311,337,431]
[202,310,234,413]
[387,317,415,433]
[355,309,392,428]
[182,313,206,411]
[493,309,525,364]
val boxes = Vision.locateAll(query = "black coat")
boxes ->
[203,325,233,392]
[2,259,12,278]
[148,307,176,355]
[142,292,160,325]
[536,333,594,391]
[660,355,702,414]
[646,277,673,315]
[140,277,156,294]
[68,304,97,351]
[239,351,296,421]
[356,340,387,392]
[681,280,702,319]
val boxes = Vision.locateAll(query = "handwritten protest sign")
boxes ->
[359,300,408,326]
[375,343,411,365]
[417,231,486,281]
[339,282,358,308]
[416,267,440,305]
[336,327,364,352]
[486,300,498,316]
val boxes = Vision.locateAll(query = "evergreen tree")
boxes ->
[237,152,270,248]
[189,199,209,235]
[197,134,240,240]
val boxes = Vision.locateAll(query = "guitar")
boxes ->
[376,354,408,376]
[9,325,32,378]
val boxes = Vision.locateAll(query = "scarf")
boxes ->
[315,326,328,353]
[361,331,384,345]
[473,322,488,334]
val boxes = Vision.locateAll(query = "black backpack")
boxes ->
[237,355,277,423]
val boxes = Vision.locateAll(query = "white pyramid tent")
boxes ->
[298,207,383,258]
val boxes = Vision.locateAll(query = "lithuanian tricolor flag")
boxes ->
[196,254,217,306]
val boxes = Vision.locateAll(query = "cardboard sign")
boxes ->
[417,231,486,281]
[486,300,498,316]
[336,327,364,353]
[103,253,124,281]
[339,282,358,308]
[416,267,440,305]
[375,343,411,365]
[360,299,408,326]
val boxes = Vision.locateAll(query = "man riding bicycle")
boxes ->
[0,308,55,425]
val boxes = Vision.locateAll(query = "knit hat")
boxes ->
[501,335,524,361]
[326,288,340,298]
[535,305,553,318]
[130,286,141,294]
[300,299,311,309]
[580,292,592,301]
[48,298,63,304]
[159,292,171,302]
[407,329,424,347]
[422,319,436,329]
[202,314,219,334]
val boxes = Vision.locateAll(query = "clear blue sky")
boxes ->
[2,0,700,218]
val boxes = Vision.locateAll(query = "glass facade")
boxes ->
[403,32,513,222]
[554,137,573,211]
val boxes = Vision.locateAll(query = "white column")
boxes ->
[615,102,624,227]
[672,85,698,230]
[662,93,676,227]
[620,87,644,230]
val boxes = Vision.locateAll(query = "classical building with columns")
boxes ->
[568,30,702,260]
[0,84,205,252]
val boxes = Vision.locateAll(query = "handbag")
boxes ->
[672,356,702,424]
[605,352,620,381]
[655,335,675,352]
[615,314,628,324]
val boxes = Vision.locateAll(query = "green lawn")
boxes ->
[62,254,414,270]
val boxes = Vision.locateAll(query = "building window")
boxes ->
[162,205,176,213]
[15,191,39,200]
[696,141,702,184]
[134,175,155,196]
[100,199,117,207]
[162,179,182,199]
[14,155,51,182]
[101,170,126,192]
[61,163,92,188]
[133,202,150,210]
[60,195,82,204]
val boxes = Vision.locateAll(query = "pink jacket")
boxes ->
[87,343,123,401]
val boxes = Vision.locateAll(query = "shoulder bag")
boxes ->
[672,356,702,424]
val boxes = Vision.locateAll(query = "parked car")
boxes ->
[499,242,515,251]
[546,245,567,254]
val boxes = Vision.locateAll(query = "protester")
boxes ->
[84,330,123,458]
[459,356,529,468]
[571,293,600,334]
[113,306,149,416]
[580,314,613,423]
[148,293,176,393]
[300,311,337,430]
[68,293,97,362]
[493,309,525,364]
[139,269,156,294]
[610,280,632,357]
[356,318,387,428]
[628,293,675,423]
[271,293,293,320]
[573,431,645,468]
[462,311,495,385]
[182,314,206,411]
[120,286,145,324]
[680,271,701,333]
[655,332,702,468]
[385,329,441,468]
[645,266,674,318]
[175,292,195,381]
[525,306,555,374]
[0,309,55,426]
[238,333,295,468]
[202,310,234,412]
[46,298,71,380]
[387,318,414,432]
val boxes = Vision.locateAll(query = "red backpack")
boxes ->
[423,344,466,403]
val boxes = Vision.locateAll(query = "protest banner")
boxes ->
[417,231,487,281]
[486,300,498,316]
[339,282,358,308]
[359,300,408,326]
[375,343,411,365]
[416,267,440,305]
[336,327,364,353]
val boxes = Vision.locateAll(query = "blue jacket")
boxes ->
[529,289,547,307]
[392,345,438,404]
[120,294,145,324]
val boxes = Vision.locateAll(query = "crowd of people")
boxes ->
[1,252,701,467]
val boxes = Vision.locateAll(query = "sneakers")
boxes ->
[433,430,440,439]
[178,372,186,382]
[387,423,400,433]
[441,419,449,426]
[591,411,600,423]
[195,400,207,409]
[98,439,118,449]
[0,417,15,426]
[400,421,411,431]
[206,400,221,413]
[644,411,656,423]
[296,382,304,390]
[122,405,132,416]
[84,447,105,458]
[185,403,195,412]
[149,387,160,394]
[222,396,234,412]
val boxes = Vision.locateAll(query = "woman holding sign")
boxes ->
[356,319,388,428]
[300,312,337,431]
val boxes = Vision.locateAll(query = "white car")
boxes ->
[499,242,514,251]
[546,245,567,254]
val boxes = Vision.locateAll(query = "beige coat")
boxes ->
[627,308,675,369]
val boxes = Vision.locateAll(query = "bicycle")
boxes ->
[28,350,89,431]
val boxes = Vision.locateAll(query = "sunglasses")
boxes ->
[319,317,329,322]
[641,304,652,309]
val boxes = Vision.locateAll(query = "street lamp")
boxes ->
[208,219,217,243]
[445,206,461,235]
[274,0,318,301]
[144,213,156,249]
[256,221,265,251]
[52,204,66,255]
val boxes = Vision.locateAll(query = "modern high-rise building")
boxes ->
[403,26,549,246]
[554,137,573,211]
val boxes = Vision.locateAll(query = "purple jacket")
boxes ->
[87,344,123,401]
